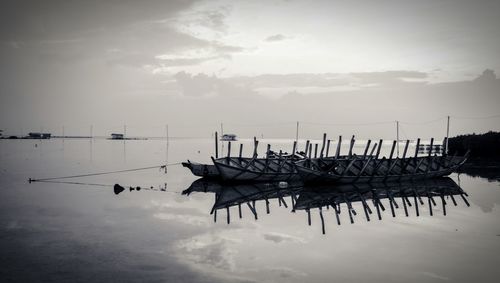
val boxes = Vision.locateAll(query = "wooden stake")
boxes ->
[335,136,342,159]
[326,139,331,157]
[348,135,355,158]
[215,132,219,158]
[362,140,372,159]
[320,133,327,158]
[252,137,259,158]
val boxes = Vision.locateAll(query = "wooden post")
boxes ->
[308,143,312,159]
[348,135,355,158]
[252,137,259,158]
[375,139,383,159]
[265,144,271,171]
[295,121,299,142]
[333,202,341,225]
[402,140,409,159]
[427,191,433,216]
[320,133,327,158]
[215,132,219,158]
[307,208,311,226]
[442,137,448,156]
[319,207,325,235]
[239,143,243,159]
[413,190,419,217]
[428,138,434,158]
[226,206,230,224]
[335,136,342,159]
[362,140,372,159]
[441,194,447,216]
[396,120,399,157]
[389,140,396,160]
[446,115,450,155]
[359,193,371,221]
[388,191,396,217]
[414,138,421,158]
[314,144,318,158]
[402,190,409,217]
[305,140,310,157]
[238,203,242,218]
[227,141,231,159]
[326,140,331,157]
[292,141,297,158]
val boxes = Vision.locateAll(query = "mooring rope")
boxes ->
[28,162,182,183]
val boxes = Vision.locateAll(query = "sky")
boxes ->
[0,0,499,139]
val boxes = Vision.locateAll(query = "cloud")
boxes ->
[264,34,288,42]
[173,71,257,97]
[175,234,237,271]
[262,232,306,244]
[474,69,497,83]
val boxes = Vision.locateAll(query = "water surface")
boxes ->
[1,138,499,282]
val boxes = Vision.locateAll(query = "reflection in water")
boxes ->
[183,178,470,234]
[459,160,500,182]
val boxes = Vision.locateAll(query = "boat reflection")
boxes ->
[183,177,470,234]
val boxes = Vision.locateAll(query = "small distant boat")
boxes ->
[110,133,124,140]
[220,134,237,141]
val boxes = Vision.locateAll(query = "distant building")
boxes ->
[28,132,51,139]
[220,134,237,141]
[110,133,124,140]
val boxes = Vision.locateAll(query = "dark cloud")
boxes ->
[0,0,199,42]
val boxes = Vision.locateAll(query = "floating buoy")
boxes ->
[114,184,125,195]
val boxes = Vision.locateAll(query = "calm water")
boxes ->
[1,138,499,283]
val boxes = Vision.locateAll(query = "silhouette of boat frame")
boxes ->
[183,134,468,183]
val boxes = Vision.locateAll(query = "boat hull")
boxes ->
[295,155,468,184]
[213,157,301,182]
[182,161,220,178]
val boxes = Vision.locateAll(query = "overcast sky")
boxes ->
[1,0,499,138]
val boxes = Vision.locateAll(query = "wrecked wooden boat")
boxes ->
[295,136,469,183]
[211,138,304,182]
